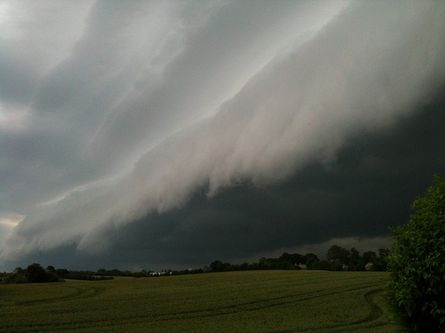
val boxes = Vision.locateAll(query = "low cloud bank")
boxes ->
[0,1,444,268]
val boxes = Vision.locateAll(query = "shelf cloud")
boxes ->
[0,0,444,269]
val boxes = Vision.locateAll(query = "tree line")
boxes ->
[0,264,114,283]
[207,246,388,273]
[0,244,388,284]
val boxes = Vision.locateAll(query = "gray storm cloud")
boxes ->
[0,1,444,265]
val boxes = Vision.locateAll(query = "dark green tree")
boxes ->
[374,248,389,271]
[327,245,349,263]
[327,245,349,270]
[304,253,319,269]
[388,175,445,332]
[363,251,377,264]
[25,263,47,283]
[209,260,225,272]
[14,267,24,274]
[348,247,362,270]
[279,252,304,265]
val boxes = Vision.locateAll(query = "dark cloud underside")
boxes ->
[10,91,444,270]
[0,1,444,270]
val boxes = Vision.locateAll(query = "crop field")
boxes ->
[0,270,403,333]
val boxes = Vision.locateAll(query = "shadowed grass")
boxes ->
[0,270,404,332]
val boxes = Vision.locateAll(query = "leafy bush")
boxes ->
[25,263,49,282]
[3,272,28,284]
[388,175,445,332]
[2,263,62,284]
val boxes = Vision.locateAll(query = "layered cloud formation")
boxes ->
[1,1,444,269]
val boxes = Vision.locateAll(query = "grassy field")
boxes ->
[0,270,404,333]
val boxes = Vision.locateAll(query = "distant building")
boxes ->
[365,262,374,271]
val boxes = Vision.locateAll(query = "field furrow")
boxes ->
[0,271,403,333]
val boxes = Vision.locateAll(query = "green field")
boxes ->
[0,270,404,333]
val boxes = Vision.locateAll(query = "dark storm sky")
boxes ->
[0,1,444,270]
